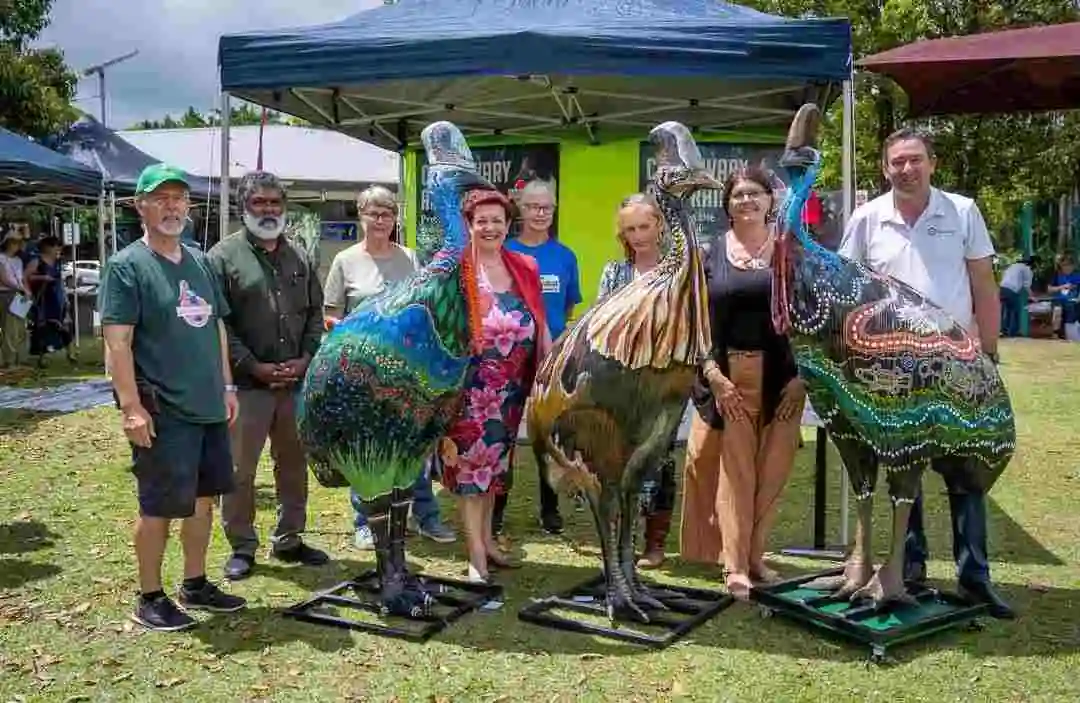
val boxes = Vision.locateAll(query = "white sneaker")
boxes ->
[354,525,374,550]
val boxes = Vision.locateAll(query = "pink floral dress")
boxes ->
[439,278,537,497]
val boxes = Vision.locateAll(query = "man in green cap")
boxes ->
[98,163,246,631]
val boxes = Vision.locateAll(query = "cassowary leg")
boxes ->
[363,494,403,605]
[590,483,646,624]
[616,482,666,614]
[852,467,922,607]
[390,487,439,611]
[805,438,875,595]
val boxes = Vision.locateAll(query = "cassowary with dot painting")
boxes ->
[525,121,721,623]
[771,104,1016,606]
[297,121,490,618]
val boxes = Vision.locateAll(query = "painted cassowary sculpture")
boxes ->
[525,122,720,623]
[771,104,1016,606]
[297,121,488,617]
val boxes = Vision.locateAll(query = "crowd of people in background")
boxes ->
[0,222,75,368]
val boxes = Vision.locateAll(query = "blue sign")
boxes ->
[321,221,358,241]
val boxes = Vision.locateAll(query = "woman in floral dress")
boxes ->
[436,188,549,584]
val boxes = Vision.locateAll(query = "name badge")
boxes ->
[540,274,561,294]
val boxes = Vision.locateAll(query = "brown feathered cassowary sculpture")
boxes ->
[525,121,720,623]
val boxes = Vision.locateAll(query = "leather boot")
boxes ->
[637,510,672,569]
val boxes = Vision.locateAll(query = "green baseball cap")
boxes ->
[135,163,190,195]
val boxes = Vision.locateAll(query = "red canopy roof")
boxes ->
[858,22,1080,117]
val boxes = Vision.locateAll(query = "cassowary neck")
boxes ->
[427,181,467,274]
[654,187,711,362]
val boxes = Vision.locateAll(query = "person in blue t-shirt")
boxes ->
[1049,253,1080,339]
[502,179,582,536]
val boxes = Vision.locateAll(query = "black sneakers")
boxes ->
[178,581,247,613]
[131,582,246,632]
[131,594,196,632]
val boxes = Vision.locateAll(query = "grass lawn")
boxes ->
[1,338,1078,702]
[0,337,106,390]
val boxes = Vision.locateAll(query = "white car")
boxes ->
[62,260,101,296]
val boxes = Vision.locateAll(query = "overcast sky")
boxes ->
[37,0,381,130]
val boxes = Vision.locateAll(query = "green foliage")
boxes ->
[0,0,77,140]
[745,0,1080,240]
[128,102,309,131]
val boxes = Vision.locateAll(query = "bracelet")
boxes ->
[224,384,238,392]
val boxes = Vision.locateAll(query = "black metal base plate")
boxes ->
[517,574,734,649]
[282,569,503,642]
[750,567,988,659]
[780,545,850,562]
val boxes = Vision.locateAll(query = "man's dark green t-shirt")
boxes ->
[98,240,229,424]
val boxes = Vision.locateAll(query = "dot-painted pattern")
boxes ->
[772,157,1015,498]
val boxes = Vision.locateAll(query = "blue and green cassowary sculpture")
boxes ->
[771,104,1016,605]
[526,122,720,623]
[297,121,490,617]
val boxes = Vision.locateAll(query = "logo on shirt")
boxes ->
[175,280,213,328]
[540,274,561,294]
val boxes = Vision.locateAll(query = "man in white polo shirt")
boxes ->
[839,127,1014,619]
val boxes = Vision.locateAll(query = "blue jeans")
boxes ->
[904,471,991,585]
[999,288,1024,337]
[351,470,441,530]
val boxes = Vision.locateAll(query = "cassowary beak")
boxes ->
[454,168,494,191]
[688,168,723,191]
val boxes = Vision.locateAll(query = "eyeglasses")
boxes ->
[729,190,768,202]
[363,211,395,222]
[522,204,553,214]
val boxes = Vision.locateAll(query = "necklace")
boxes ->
[730,231,773,270]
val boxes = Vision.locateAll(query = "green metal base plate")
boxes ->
[750,567,988,661]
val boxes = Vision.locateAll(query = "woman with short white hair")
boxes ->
[324,184,456,549]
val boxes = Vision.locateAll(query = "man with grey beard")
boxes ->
[207,171,329,581]
[99,164,245,631]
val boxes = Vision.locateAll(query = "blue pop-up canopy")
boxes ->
[0,126,103,203]
[218,0,852,149]
[49,115,219,200]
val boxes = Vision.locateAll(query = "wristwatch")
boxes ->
[224,384,238,393]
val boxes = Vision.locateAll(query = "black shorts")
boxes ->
[131,410,234,519]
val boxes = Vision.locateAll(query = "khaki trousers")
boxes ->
[220,388,309,556]
[0,291,26,366]
[680,352,802,575]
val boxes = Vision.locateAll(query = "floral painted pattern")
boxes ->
[439,281,537,496]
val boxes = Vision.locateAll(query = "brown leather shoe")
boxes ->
[637,511,672,569]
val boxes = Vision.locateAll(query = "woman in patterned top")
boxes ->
[596,193,677,569]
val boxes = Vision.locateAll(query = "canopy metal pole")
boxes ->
[110,190,118,255]
[97,191,106,266]
[838,74,855,547]
[219,90,231,241]
[70,208,79,348]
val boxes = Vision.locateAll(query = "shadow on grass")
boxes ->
[0,408,62,433]
[188,605,354,655]
[0,519,59,555]
[767,438,1065,568]
[0,558,63,589]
